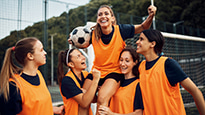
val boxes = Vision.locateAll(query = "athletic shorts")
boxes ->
[86,72,124,86]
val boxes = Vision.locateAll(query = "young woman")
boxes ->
[70,4,156,114]
[57,48,101,115]
[98,46,143,115]
[136,29,205,115]
[0,37,64,115]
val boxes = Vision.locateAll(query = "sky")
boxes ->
[0,0,90,39]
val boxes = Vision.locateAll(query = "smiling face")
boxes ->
[119,51,137,76]
[97,7,115,28]
[136,33,153,55]
[68,49,87,71]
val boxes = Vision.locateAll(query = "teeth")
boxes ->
[121,67,127,70]
[101,20,107,23]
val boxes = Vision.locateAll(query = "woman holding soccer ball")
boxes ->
[68,4,156,115]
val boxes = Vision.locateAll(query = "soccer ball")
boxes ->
[70,26,91,49]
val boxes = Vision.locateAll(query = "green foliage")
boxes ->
[0,0,205,81]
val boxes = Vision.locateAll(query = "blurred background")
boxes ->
[0,0,205,114]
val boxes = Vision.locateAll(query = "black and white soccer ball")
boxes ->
[70,26,91,49]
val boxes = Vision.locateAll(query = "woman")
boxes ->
[57,48,101,115]
[0,37,64,115]
[136,29,205,115]
[74,5,157,114]
[98,46,144,115]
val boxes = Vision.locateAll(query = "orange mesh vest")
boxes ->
[109,79,139,113]
[10,70,53,115]
[139,57,186,115]
[92,25,126,78]
[61,70,93,115]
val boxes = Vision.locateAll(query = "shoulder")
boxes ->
[165,57,188,86]
[165,57,182,69]
[61,76,82,99]
[118,24,135,40]
[118,24,134,29]
[62,76,75,85]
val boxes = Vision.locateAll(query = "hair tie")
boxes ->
[12,46,15,51]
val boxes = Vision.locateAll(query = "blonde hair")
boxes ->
[0,37,38,101]
[92,5,117,41]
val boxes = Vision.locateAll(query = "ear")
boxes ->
[67,62,74,68]
[150,41,156,48]
[133,60,138,66]
[27,52,34,60]
[135,60,138,64]
[111,16,115,24]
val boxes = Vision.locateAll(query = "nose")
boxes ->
[120,61,125,67]
[101,13,106,18]
[136,39,139,45]
[44,50,47,55]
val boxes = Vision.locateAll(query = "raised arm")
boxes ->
[73,69,101,108]
[134,5,157,34]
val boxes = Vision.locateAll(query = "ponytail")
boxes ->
[57,48,76,86]
[0,47,21,101]
[57,51,66,86]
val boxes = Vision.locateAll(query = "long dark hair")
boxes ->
[57,48,76,86]
[119,46,140,78]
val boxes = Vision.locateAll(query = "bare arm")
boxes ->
[98,105,143,115]
[180,77,205,115]
[134,5,157,34]
[73,69,100,108]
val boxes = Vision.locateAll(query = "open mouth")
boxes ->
[81,62,86,65]
[101,19,108,23]
[120,67,127,71]
[101,20,107,23]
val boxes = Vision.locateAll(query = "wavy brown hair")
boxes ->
[91,5,117,41]
[119,46,140,78]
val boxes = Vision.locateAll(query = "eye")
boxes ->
[98,12,102,16]
[105,12,109,15]
[138,37,143,41]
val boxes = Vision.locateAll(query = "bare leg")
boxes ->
[78,79,93,115]
[96,78,120,115]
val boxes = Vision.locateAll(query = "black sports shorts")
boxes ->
[86,72,124,86]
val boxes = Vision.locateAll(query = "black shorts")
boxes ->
[86,72,124,86]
